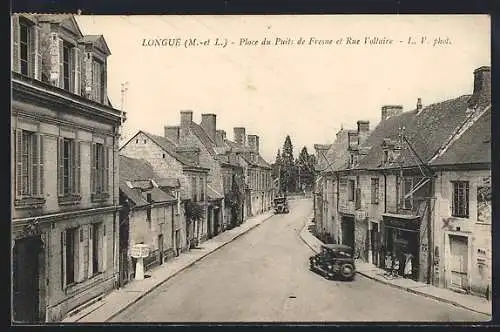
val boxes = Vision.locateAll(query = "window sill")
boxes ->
[91,192,110,202]
[14,196,46,209]
[58,194,82,206]
[64,272,107,296]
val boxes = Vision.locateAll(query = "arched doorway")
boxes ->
[13,236,44,323]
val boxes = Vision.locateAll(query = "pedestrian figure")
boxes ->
[404,253,413,278]
[392,255,400,277]
[384,252,393,277]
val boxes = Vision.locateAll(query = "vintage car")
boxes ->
[273,197,289,214]
[309,244,356,281]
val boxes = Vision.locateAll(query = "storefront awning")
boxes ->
[382,213,421,232]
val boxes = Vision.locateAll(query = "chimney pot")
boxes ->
[247,134,260,153]
[357,120,370,133]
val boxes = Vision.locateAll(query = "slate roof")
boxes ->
[356,94,475,170]
[119,156,176,207]
[430,107,491,166]
[189,122,216,156]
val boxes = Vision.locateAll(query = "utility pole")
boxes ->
[120,82,129,141]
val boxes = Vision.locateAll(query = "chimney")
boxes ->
[164,126,180,144]
[469,66,491,108]
[247,135,260,153]
[216,129,226,140]
[381,105,403,121]
[234,127,246,146]
[200,113,217,141]
[357,120,370,145]
[416,98,423,113]
[357,120,369,133]
[180,110,193,128]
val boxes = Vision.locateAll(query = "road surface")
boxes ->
[111,199,490,323]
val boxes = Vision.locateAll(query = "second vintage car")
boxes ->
[309,244,356,281]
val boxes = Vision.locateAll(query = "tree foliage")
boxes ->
[184,200,204,223]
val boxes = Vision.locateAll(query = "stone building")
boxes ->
[164,112,224,240]
[11,14,123,322]
[118,155,181,284]
[119,130,209,249]
[313,66,491,296]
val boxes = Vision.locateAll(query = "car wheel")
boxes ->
[340,263,355,280]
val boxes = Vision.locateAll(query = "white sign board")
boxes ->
[130,244,150,258]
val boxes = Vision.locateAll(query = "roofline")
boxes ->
[183,165,210,172]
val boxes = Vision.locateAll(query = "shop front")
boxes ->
[382,214,421,281]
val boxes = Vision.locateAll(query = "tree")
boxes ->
[272,149,282,180]
[281,135,296,193]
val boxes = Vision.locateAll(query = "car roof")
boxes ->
[322,244,353,251]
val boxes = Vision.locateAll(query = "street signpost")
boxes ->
[130,244,150,280]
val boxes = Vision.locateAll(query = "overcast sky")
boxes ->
[75,15,490,162]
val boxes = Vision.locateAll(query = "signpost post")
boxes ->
[130,244,150,280]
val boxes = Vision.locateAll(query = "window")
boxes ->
[191,176,197,202]
[15,129,43,199]
[64,227,78,285]
[348,180,355,201]
[91,143,109,197]
[452,181,469,218]
[19,22,30,76]
[92,223,100,274]
[383,150,389,163]
[371,178,379,204]
[62,42,73,91]
[403,177,413,210]
[58,137,80,199]
[200,177,205,201]
[92,59,105,103]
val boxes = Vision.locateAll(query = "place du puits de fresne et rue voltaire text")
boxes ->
[141,36,452,48]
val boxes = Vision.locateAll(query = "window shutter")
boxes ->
[88,225,93,278]
[49,33,60,85]
[58,38,64,88]
[71,140,77,194]
[35,26,42,80]
[32,134,39,196]
[57,137,64,196]
[104,147,110,193]
[61,231,67,289]
[12,15,20,72]
[38,134,44,195]
[91,143,96,194]
[84,52,93,99]
[73,47,81,95]
[15,129,23,198]
[74,141,81,194]
[77,227,85,282]
[101,224,107,272]
[29,25,37,79]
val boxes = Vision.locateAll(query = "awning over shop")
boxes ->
[382,213,421,232]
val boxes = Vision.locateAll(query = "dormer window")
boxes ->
[92,58,105,103]
[19,21,30,76]
[383,150,389,163]
[62,42,74,92]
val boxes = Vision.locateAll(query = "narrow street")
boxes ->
[111,199,489,323]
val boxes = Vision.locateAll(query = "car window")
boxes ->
[336,250,353,258]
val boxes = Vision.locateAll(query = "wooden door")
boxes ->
[13,237,42,323]
[449,235,469,291]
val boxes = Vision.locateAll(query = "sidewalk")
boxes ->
[299,218,492,317]
[62,211,274,323]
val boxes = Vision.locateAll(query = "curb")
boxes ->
[298,222,492,317]
[103,213,274,322]
[356,271,491,317]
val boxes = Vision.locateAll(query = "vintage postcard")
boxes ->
[11,13,491,324]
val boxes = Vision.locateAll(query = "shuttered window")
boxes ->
[19,22,30,76]
[15,129,44,198]
[58,138,81,197]
[91,143,108,195]
[452,181,469,218]
[62,42,73,92]
[371,178,379,204]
